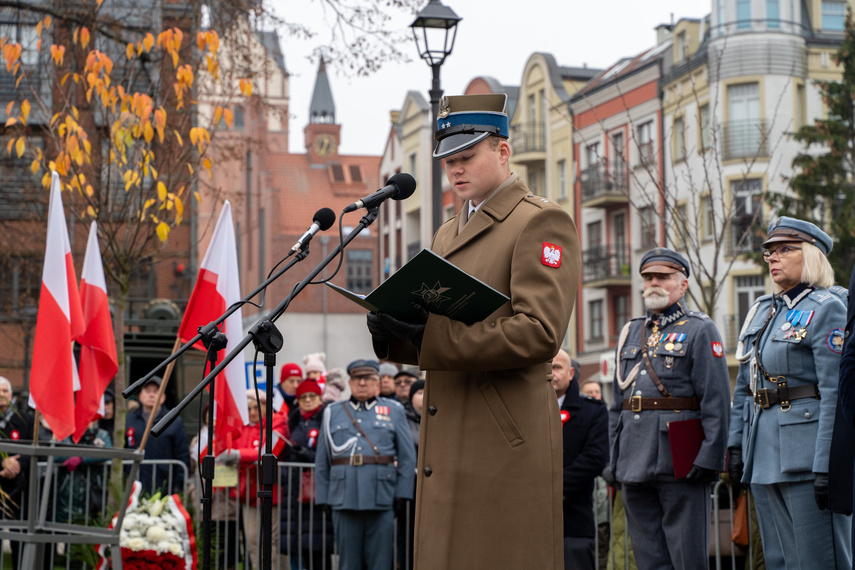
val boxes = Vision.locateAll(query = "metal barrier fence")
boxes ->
[0,459,754,570]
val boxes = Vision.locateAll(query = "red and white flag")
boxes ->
[73,221,118,442]
[178,200,248,453]
[30,172,85,441]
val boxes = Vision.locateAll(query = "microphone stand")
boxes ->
[198,328,228,570]
[122,248,309,400]
[152,207,380,570]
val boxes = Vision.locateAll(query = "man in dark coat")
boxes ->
[125,376,190,494]
[836,264,855,547]
[552,350,608,570]
[0,377,34,569]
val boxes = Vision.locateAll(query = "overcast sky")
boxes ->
[270,0,714,156]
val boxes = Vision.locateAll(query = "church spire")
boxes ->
[309,59,335,124]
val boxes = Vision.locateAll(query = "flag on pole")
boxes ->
[178,200,248,453]
[30,172,85,442]
[73,221,118,442]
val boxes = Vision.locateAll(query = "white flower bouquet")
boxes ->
[96,481,197,570]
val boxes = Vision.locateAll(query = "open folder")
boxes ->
[326,249,509,326]
[667,418,705,479]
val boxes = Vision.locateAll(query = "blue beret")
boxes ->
[639,248,690,278]
[763,216,832,255]
[347,359,380,376]
[434,94,509,159]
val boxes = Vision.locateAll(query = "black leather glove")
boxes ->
[727,447,743,485]
[814,473,829,511]
[601,466,617,487]
[291,445,313,463]
[367,311,394,343]
[368,304,429,348]
[686,465,717,483]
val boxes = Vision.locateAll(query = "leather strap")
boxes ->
[340,402,380,455]
[331,455,395,466]
[641,322,672,398]
[753,384,820,409]
[622,397,700,412]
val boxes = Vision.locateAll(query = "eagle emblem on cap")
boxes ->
[438,97,451,119]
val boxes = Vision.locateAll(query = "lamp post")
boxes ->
[410,0,461,234]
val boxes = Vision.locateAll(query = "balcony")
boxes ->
[582,245,632,286]
[722,119,770,160]
[580,165,629,208]
[510,122,545,162]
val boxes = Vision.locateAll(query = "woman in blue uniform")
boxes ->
[728,217,851,569]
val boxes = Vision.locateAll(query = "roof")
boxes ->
[309,60,335,124]
[570,40,671,101]
[256,30,287,76]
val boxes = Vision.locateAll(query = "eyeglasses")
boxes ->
[762,245,802,262]
[394,379,415,386]
[351,375,379,384]
[298,393,319,401]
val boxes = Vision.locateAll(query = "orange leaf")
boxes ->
[15,137,24,158]
[4,101,11,115]
[143,33,154,53]
[5,117,16,127]
[214,106,223,125]
[20,99,29,124]
[126,43,134,60]
[80,27,90,48]
[224,109,233,128]
[144,121,154,143]
[44,17,51,30]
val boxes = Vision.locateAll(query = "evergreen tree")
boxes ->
[774,10,855,283]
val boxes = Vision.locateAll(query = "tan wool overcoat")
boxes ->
[376,176,581,570]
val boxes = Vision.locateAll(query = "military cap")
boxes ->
[763,216,832,255]
[347,359,380,377]
[433,94,509,159]
[378,362,399,377]
[142,375,163,389]
[639,248,690,278]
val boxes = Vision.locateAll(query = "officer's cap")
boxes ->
[347,359,380,378]
[763,216,832,255]
[639,248,690,278]
[378,363,398,377]
[433,94,509,159]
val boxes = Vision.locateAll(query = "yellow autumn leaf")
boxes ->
[144,121,154,143]
[15,137,24,157]
[143,198,155,210]
[203,157,212,178]
[194,190,201,203]
[86,205,96,217]
[157,181,167,201]
[224,109,233,128]
[41,172,50,188]
[6,138,14,154]
[126,43,134,60]
[156,221,169,242]
[214,106,222,125]
[30,159,39,174]
[5,117,16,126]
[174,130,183,146]
[174,196,184,220]
[143,33,155,53]
[20,99,29,124]
[5,101,13,115]
[85,184,94,197]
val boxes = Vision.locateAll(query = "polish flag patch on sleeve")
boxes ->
[541,242,562,268]
[711,342,724,357]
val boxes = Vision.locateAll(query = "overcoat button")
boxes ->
[804,412,811,420]
[424,467,433,477]
[428,406,437,416]
[633,414,640,421]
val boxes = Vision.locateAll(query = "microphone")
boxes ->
[343,173,416,213]
[292,208,336,252]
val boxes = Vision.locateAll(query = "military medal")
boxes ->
[781,322,791,331]
[647,330,661,348]
[674,342,683,351]
[665,342,675,351]
[664,356,675,368]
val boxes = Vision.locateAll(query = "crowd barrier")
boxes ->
[0,459,754,570]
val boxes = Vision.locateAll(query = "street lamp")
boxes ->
[410,0,461,234]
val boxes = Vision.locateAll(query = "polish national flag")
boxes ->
[73,221,118,442]
[178,201,248,453]
[30,172,85,442]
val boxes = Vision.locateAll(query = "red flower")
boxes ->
[120,547,185,569]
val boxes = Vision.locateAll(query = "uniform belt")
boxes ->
[330,454,395,467]
[622,396,700,412]
[753,384,819,409]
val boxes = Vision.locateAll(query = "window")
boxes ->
[0,255,41,317]
[674,117,687,160]
[613,211,628,271]
[588,220,603,251]
[767,0,780,28]
[330,163,345,182]
[346,250,374,293]
[557,160,567,200]
[735,275,766,326]
[613,294,630,335]
[637,122,654,165]
[0,24,38,66]
[673,203,688,246]
[349,165,363,183]
[822,0,846,30]
[731,179,764,254]
[677,32,688,60]
[585,143,600,168]
[611,131,625,188]
[699,104,712,150]
[528,94,536,122]
[589,299,604,341]
[737,0,752,29]
[702,196,715,240]
[528,169,539,195]
[640,206,657,249]
[726,82,761,159]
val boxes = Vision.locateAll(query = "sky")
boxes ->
[270,0,714,156]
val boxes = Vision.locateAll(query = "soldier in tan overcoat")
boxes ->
[368,94,581,570]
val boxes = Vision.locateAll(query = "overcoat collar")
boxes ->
[443,173,524,258]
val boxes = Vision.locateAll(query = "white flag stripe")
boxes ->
[43,171,72,320]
